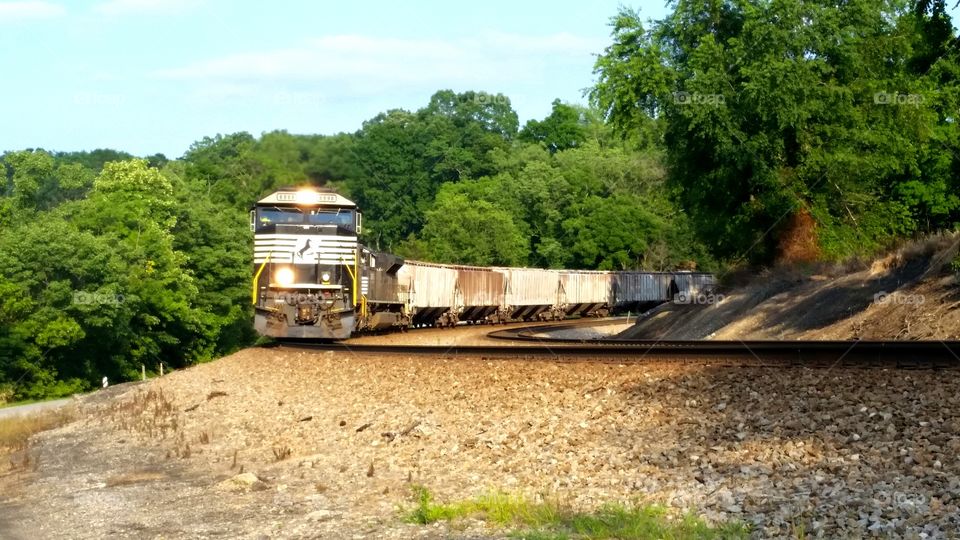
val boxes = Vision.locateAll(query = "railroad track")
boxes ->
[269,335,960,369]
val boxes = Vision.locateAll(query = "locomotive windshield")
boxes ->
[307,208,355,228]
[258,206,303,226]
[256,205,356,232]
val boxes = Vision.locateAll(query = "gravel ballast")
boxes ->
[3,347,960,538]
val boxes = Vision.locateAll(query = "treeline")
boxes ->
[0,154,253,399]
[592,0,960,262]
[3,0,960,399]
[0,91,706,400]
[182,91,709,269]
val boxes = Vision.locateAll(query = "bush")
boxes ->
[0,407,74,452]
[402,486,750,539]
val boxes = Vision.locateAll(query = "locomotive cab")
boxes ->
[252,187,361,339]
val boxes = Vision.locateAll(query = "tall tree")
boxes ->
[519,99,589,152]
[182,132,265,208]
[348,90,519,250]
[592,1,960,262]
[419,189,529,266]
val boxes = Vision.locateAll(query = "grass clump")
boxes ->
[403,486,749,539]
[0,408,74,453]
[0,385,14,406]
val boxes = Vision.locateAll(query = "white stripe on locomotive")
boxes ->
[253,233,358,264]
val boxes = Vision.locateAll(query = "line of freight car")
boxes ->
[387,260,715,325]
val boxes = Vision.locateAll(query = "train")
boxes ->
[251,187,715,339]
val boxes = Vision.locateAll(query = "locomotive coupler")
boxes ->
[295,303,318,324]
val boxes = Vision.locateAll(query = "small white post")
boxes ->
[160,362,164,377]
[141,364,146,381]
[102,376,109,388]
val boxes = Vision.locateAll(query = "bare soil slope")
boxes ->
[3,348,960,538]
[620,234,960,341]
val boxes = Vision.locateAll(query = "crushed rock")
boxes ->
[4,347,960,538]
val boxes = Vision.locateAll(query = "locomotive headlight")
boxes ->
[275,266,295,287]
[295,189,319,204]
[321,272,331,283]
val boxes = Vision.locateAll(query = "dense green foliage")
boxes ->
[2,0,958,398]
[592,0,960,262]
[0,155,255,399]
[0,90,705,399]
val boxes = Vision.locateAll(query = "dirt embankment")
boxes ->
[3,348,960,538]
[620,234,960,341]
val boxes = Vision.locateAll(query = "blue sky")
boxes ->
[2,1,958,158]
[0,0,669,157]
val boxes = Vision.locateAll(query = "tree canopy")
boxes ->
[592,0,960,262]
[3,0,958,399]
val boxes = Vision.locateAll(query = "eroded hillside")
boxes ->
[621,234,960,341]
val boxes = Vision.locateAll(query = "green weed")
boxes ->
[403,485,749,539]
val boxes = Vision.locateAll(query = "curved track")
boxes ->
[270,319,960,368]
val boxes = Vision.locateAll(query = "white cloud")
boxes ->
[93,0,196,16]
[0,1,65,22]
[154,32,605,99]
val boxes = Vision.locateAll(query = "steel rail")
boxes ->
[266,338,960,369]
